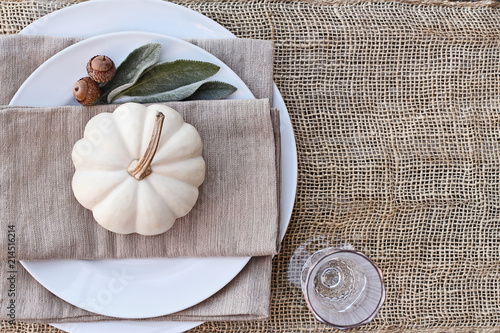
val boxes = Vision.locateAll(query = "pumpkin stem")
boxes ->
[127,111,165,180]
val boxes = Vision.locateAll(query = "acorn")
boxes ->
[86,55,116,83]
[73,77,101,106]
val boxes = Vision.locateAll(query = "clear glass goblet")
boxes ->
[289,239,385,330]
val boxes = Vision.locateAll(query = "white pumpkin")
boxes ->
[71,103,205,235]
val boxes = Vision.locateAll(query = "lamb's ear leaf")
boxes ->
[113,81,237,103]
[183,81,238,101]
[112,60,220,99]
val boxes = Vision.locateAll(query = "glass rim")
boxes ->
[303,248,386,330]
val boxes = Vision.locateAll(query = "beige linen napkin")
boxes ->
[0,35,280,322]
[1,255,273,323]
[0,100,279,260]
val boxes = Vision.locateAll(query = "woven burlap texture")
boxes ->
[2,0,500,332]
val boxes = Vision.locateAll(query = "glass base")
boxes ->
[291,244,385,330]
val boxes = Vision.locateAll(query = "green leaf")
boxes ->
[113,80,237,103]
[113,60,220,100]
[95,43,162,104]
[184,81,238,101]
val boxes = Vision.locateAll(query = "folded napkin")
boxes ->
[2,255,274,323]
[0,35,280,322]
[0,100,280,260]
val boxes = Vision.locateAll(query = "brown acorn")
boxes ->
[86,55,116,83]
[73,77,100,106]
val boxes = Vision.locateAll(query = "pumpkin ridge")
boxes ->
[91,177,138,234]
[133,182,143,233]
[146,175,199,217]
[112,105,148,159]
[153,123,202,163]
[134,179,179,235]
[73,141,129,171]
[72,170,128,209]
[82,112,133,165]
[145,176,179,219]
[150,157,205,187]
[91,142,132,167]
[151,153,203,167]
[73,132,130,170]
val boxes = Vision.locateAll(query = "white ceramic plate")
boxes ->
[19,0,298,332]
[12,32,254,106]
[12,31,256,318]
[21,0,234,39]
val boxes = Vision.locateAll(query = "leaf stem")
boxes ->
[127,111,165,180]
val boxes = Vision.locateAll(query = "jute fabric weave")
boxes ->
[2,0,500,332]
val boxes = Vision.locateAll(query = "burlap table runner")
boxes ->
[3,0,500,332]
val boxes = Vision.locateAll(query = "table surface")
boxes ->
[2,0,500,332]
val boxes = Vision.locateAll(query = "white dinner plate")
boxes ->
[50,320,203,333]
[19,0,298,332]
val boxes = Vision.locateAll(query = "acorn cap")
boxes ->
[73,77,101,106]
[86,55,116,83]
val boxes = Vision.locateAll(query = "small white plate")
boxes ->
[12,32,253,106]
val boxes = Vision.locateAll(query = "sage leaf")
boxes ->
[96,43,162,104]
[184,81,238,101]
[114,80,210,103]
[113,60,220,100]
[113,80,237,104]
